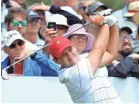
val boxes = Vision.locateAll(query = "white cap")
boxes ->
[2,30,25,47]
[48,14,69,27]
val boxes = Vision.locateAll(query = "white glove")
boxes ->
[128,53,139,60]
[104,15,117,26]
[101,9,112,16]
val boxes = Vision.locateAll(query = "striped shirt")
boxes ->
[58,56,123,103]
[132,39,139,53]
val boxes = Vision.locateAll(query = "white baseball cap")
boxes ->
[2,30,25,47]
[47,14,69,27]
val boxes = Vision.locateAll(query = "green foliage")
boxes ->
[25,0,125,11]
[100,0,125,11]
[25,0,52,7]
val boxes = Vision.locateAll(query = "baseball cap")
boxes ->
[120,27,132,35]
[119,21,137,32]
[65,24,95,52]
[119,21,138,38]
[27,10,41,20]
[47,14,69,27]
[85,1,108,16]
[124,1,139,17]
[49,36,73,58]
[2,30,25,47]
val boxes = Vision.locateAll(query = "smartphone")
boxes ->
[47,22,57,30]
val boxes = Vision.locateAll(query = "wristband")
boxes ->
[99,21,108,27]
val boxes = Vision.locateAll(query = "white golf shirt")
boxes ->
[58,56,122,103]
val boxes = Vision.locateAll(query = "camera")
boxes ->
[47,22,57,31]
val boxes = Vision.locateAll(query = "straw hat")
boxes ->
[124,1,139,17]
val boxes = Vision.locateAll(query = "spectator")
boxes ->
[28,3,47,28]
[107,21,139,78]
[78,0,109,36]
[52,0,82,20]
[3,7,59,76]
[1,0,26,32]
[52,0,78,11]
[132,26,139,53]
[30,2,82,26]
[65,24,95,54]
[123,1,139,37]
[24,10,45,48]
[124,1,139,18]
[1,0,9,32]
[112,0,138,27]
[45,14,69,36]
[122,1,139,53]
[48,13,121,103]
[2,7,39,62]
[4,7,28,36]
[1,30,41,76]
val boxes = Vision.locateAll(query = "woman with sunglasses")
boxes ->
[1,30,41,76]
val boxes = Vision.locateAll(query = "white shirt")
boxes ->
[34,38,45,49]
[58,56,123,103]
[132,39,139,53]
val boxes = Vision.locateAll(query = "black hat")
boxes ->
[120,27,133,35]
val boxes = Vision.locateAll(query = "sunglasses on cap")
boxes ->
[12,20,28,27]
[9,40,25,49]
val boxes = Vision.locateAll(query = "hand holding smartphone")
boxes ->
[47,22,57,31]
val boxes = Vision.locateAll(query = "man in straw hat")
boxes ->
[124,1,139,53]
[48,13,123,103]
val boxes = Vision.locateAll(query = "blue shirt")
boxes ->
[112,6,128,27]
[1,57,41,76]
[31,50,59,76]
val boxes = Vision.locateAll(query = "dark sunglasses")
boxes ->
[12,20,28,27]
[9,40,25,49]
[57,25,68,30]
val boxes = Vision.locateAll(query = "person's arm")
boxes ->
[87,14,110,73]
[31,3,82,25]
[100,23,119,67]
[107,53,139,77]
[107,57,134,78]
